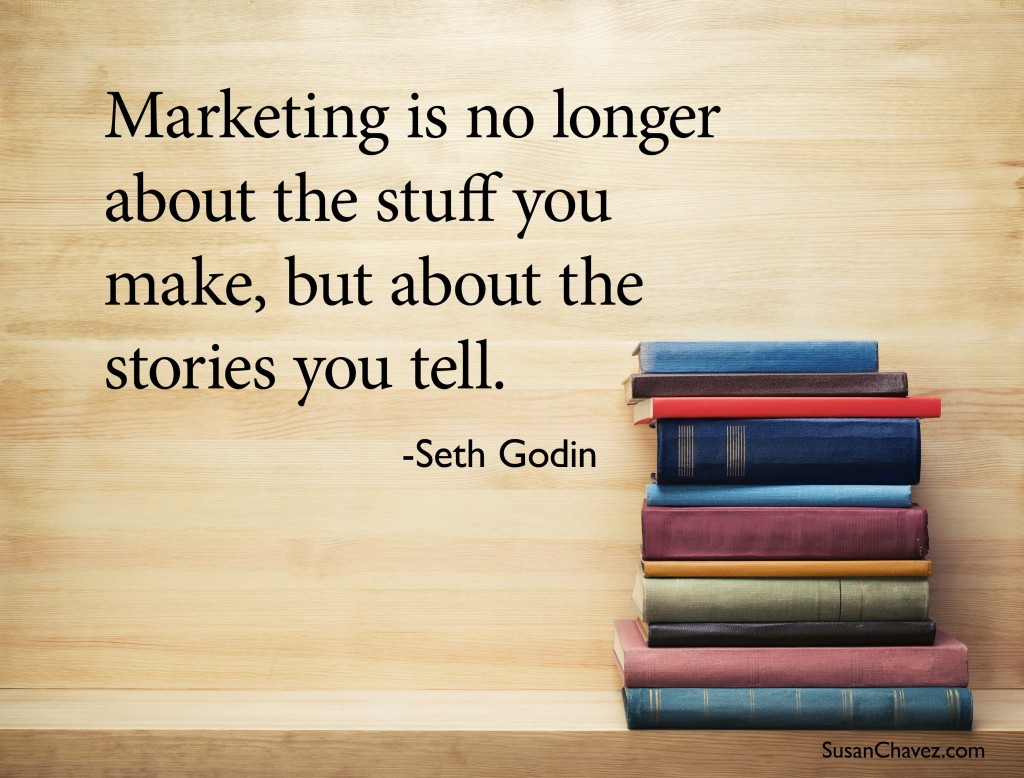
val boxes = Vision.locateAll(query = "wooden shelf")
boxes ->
[2,689,1022,776]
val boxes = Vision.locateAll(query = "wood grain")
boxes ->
[2,731,1019,778]
[0,691,1021,777]
[0,688,1018,731]
[2,0,1023,705]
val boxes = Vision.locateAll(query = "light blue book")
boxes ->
[623,687,972,730]
[646,483,912,508]
[634,341,878,373]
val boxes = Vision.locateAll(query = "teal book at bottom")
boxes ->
[623,687,972,730]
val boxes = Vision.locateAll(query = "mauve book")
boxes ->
[613,619,967,688]
[641,502,928,560]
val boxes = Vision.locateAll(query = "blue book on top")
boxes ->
[646,483,913,508]
[623,687,972,730]
[656,417,920,485]
[634,341,878,373]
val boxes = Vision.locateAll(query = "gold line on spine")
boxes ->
[726,425,732,476]
[740,425,745,475]
[690,425,693,476]
[725,425,746,477]
[686,425,693,477]
[678,426,683,479]
[677,425,694,478]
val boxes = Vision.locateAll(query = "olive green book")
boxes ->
[632,566,928,623]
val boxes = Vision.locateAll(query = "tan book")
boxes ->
[641,559,932,578]
[632,566,930,623]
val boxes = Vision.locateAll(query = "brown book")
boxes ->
[640,559,932,578]
[624,372,908,404]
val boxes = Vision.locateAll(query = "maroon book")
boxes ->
[613,619,968,688]
[641,501,928,560]
[624,372,909,403]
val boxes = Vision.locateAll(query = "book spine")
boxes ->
[656,418,921,485]
[627,372,909,401]
[636,396,939,423]
[636,341,879,373]
[645,483,913,508]
[641,504,928,560]
[644,621,937,648]
[640,560,932,578]
[622,687,973,730]
[637,575,930,623]
[620,640,967,689]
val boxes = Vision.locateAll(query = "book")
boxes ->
[640,559,932,578]
[641,503,928,560]
[632,568,929,622]
[621,686,972,730]
[640,619,937,648]
[646,483,913,508]
[656,418,921,485]
[614,619,966,687]
[633,396,940,424]
[624,372,909,403]
[633,341,878,374]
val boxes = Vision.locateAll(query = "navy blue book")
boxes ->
[656,418,920,485]
[634,341,878,374]
[623,687,972,730]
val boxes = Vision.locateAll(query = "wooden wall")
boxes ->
[2,0,1022,691]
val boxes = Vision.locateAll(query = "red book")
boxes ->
[613,619,968,688]
[641,502,928,560]
[632,395,941,424]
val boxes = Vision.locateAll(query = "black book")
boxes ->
[641,620,937,648]
[624,372,909,403]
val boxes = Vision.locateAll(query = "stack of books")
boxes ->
[615,341,973,730]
